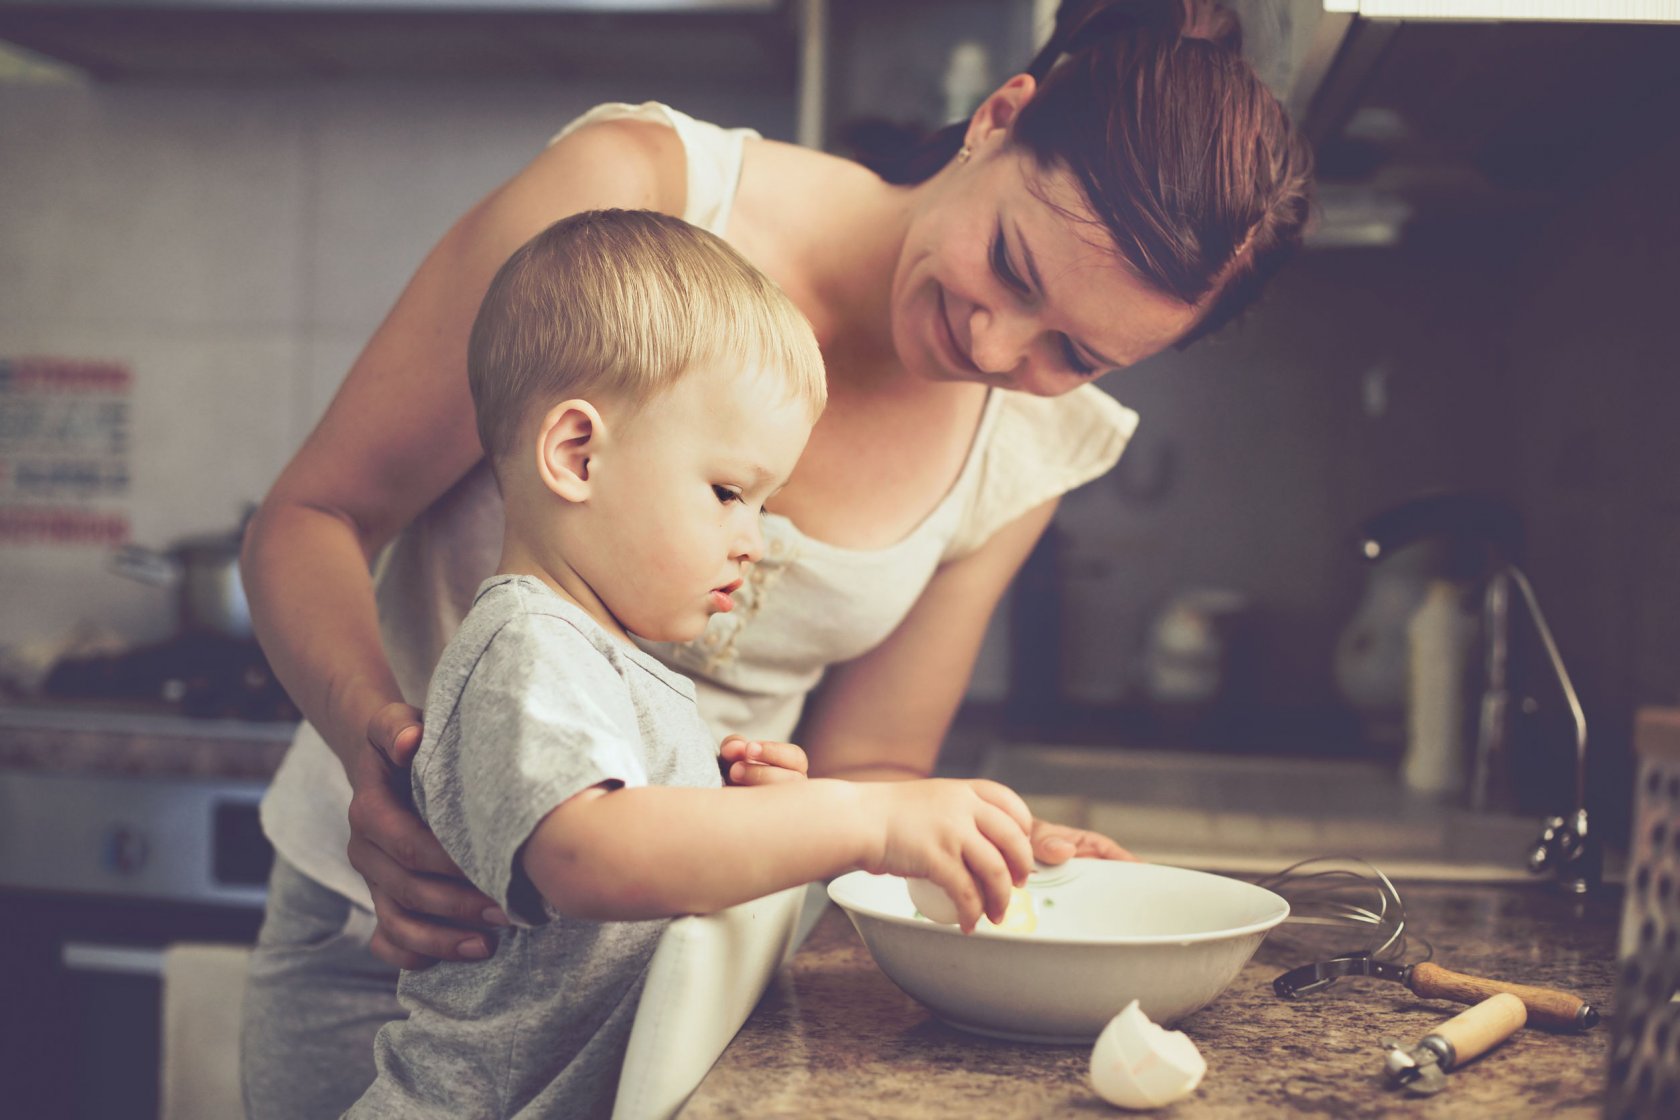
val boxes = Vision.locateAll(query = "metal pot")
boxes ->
[110,514,252,639]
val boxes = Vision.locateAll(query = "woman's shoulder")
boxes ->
[511,104,692,219]
[990,384,1139,459]
[942,387,1138,561]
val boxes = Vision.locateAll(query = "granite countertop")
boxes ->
[0,704,295,780]
[682,882,1620,1118]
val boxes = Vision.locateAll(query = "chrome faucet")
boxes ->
[1495,565,1598,893]
[1356,493,1599,893]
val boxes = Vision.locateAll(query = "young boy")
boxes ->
[346,210,1035,1119]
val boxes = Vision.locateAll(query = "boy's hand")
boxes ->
[348,701,507,970]
[719,734,809,786]
[863,779,1034,934]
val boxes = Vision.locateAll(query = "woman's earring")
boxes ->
[957,146,972,164]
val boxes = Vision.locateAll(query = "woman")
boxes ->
[239,1,1312,1114]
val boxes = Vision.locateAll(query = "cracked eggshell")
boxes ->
[1089,999,1207,1110]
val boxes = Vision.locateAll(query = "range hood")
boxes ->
[1236,0,1680,246]
[0,0,791,81]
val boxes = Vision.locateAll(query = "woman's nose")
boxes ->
[968,304,1036,376]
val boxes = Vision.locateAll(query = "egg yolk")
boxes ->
[980,886,1038,934]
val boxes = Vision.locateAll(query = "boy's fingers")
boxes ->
[727,760,807,786]
[932,864,983,933]
[977,804,1035,885]
[963,842,1014,926]
[748,740,808,774]
[971,779,1033,833]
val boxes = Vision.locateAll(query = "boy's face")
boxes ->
[570,361,814,644]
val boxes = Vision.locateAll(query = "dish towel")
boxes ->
[160,942,252,1120]
[613,883,813,1120]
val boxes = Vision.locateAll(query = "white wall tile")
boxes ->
[0,84,308,330]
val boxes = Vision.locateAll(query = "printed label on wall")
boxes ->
[0,356,132,546]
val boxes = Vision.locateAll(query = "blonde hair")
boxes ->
[468,209,827,463]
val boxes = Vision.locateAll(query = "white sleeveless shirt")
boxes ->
[260,102,1140,906]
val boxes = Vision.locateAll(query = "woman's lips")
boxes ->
[935,287,980,375]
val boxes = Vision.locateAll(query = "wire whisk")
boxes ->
[1251,855,1433,965]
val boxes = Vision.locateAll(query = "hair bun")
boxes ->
[1050,1,1241,63]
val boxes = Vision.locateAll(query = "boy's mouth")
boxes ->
[710,579,743,613]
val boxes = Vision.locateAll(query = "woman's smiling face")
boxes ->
[890,135,1201,397]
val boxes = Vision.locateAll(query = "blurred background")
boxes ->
[4,0,1677,805]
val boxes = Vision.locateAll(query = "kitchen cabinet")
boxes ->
[681,882,1617,1117]
[0,708,288,1120]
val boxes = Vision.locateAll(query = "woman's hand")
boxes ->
[346,702,509,970]
[1030,817,1136,865]
[719,734,809,786]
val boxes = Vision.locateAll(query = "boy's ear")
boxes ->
[534,399,605,502]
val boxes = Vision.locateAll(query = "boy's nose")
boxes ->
[733,519,764,564]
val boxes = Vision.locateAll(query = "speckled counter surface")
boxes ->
[681,883,1619,1118]
[0,705,294,779]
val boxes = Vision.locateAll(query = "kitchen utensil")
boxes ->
[1274,951,1598,1031]
[1380,992,1527,1096]
[826,859,1289,1043]
[1253,856,1424,966]
[110,507,253,638]
[1260,856,1597,1031]
[1606,707,1680,1118]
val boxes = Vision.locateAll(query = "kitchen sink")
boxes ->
[976,744,1553,882]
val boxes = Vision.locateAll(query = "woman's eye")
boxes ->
[1061,336,1097,377]
[712,485,741,505]
[991,230,1029,294]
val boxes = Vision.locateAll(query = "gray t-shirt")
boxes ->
[349,574,724,1120]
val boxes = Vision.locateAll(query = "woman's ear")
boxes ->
[535,399,604,502]
[965,73,1037,153]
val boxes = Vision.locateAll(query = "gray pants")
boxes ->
[240,857,403,1120]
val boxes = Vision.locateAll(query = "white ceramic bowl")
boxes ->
[826,859,1288,1043]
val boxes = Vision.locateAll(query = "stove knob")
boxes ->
[103,825,150,875]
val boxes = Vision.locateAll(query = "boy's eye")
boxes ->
[712,485,742,505]
[991,228,1029,294]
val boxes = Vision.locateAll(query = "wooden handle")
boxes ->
[1409,961,1588,1031]
[1428,992,1527,1068]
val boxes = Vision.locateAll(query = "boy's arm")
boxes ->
[521,776,1035,932]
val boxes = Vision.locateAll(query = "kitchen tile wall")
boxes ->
[0,71,793,654]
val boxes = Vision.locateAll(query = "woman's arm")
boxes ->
[241,119,689,965]
[798,498,1058,781]
[795,496,1132,862]
[524,777,1036,933]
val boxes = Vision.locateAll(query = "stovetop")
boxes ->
[41,633,299,723]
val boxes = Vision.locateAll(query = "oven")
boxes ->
[0,765,274,1120]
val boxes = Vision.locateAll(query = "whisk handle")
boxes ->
[1407,962,1597,1031]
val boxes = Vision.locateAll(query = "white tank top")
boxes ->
[260,102,1140,905]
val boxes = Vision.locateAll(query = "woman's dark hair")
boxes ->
[869,0,1313,348]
